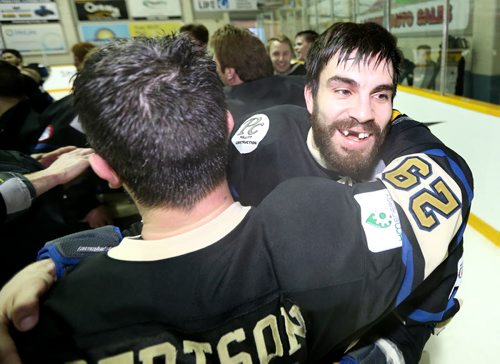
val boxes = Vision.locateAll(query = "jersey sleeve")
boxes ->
[364,115,473,363]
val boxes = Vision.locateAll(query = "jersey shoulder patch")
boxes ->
[354,189,403,253]
[231,114,270,154]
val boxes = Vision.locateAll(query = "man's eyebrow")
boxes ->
[327,75,358,88]
[372,84,395,93]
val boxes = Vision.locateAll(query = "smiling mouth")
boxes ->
[340,129,371,141]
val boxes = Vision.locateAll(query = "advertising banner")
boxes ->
[193,0,257,12]
[79,22,129,44]
[357,0,471,34]
[1,23,66,54]
[0,0,59,23]
[129,21,182,37]
[74,0,128,21]
[128,0,182,19]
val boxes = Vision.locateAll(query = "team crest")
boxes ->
[231,114,270,154]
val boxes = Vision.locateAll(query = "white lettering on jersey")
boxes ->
[231,114,270,154]
[71,304,306,363]
[183,341,212,362]
[382,153,463,278]
[355,189,403,253]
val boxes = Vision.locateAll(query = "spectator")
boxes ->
[179,23,209,47]
[0,61,44,153]
[1,49,22,69]
[1,49,53,112]
[211,24,306,120]
[267,34,306,76]
[294,29,318,63]
[413,44,438,89]
[71,42,96,71]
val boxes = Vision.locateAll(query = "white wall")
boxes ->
[394,89,499,231]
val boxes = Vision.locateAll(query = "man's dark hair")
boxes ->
[1,48,22,62]
[211,24,273,82]
[295,30,319,44]
[179,23,209,45]
[0,60,27,98]
[73,35,228,209]
[306,22,402,99]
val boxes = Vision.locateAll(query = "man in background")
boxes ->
[179,23,209,47]
[267,34,306,76]
[211,24,306,120]
[294,29,318,63]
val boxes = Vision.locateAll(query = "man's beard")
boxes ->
[311,109,388,182]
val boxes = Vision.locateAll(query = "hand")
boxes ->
[0,260,56,364]
[32,146,78,168]
[84,205,113,228]
[27,148,95,196]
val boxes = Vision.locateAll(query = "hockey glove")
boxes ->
[37,225,123,279]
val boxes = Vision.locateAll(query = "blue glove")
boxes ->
[37,225,123,279]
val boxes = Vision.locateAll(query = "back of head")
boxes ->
[0,60,27,98]
[71,42,97,70]
[179,23,209,46]
[211,24,273,82]
[73,35,228,209]
[306,22,402,97]
[295,30,319,44]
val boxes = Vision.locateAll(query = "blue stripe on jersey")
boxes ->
[407,295,458,323]
[396,231,414,306]
[424,148,473,205]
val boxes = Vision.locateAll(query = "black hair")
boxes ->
[306,22,402,99]
[295,30,319,44]
[73,35,228,209]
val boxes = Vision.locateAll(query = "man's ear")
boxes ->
[224,67,243,86]
[227,111,234,134]
[304,85,314,114]
[224,67,236,82]
[89,154,122,189]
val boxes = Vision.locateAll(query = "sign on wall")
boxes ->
[357,0,471,34]
[128,0,182,20]
[129,21,182,37]
[0,0,59,23]
[1,23,66,54]
[193,0,257,12]
[74,0,128,21]
[79,22,130,44]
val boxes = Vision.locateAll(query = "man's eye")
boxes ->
[335,89,351,96]
[375,93,390,100]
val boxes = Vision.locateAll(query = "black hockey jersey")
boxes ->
[228,104,473,362]
[16,172,464,363]
[225,75,306,121]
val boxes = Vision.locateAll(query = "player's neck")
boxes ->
[139,181,235,240]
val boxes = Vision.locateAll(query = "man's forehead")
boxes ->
[323,50,394,78]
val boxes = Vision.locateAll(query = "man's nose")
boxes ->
[348,95,374,123]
